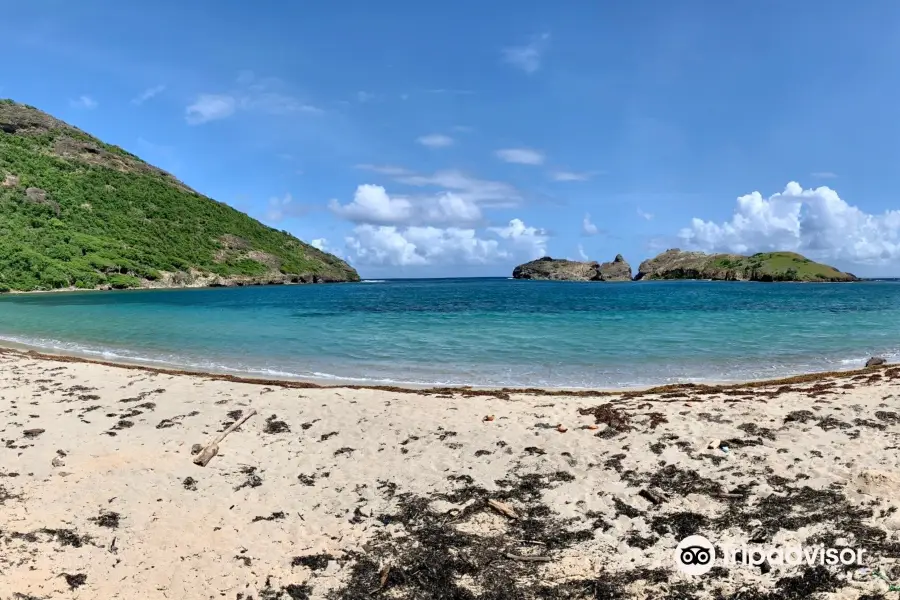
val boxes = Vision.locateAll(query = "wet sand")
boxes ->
[2,349,900,599]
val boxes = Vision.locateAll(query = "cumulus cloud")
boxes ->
[488,218,548,259]
[70,95,97,110]
[495,148,545,166]
[329,184,481,226]
[679,182,900,264]
[502,33,550,73]
[346,225,500,266]
[417,134,454,148]
[344,218,547,267]
[582,213,598,236]
[329,185,412,224]
[132,84,166,105]
[637,208,654,221]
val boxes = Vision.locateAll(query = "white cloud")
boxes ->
[811,171,838,179]
[417,134,454,148]
[329,184,412,224]
[357,91,376,103]
[186,72,320,125]
[395,169,520,207]
[679,181,900,264]
[329,184,481,226]
[355,164,413,176]
[70,95,97,110]
[495,148,545,166]
[346,225,500,266]
[344,218,546,267]
[637,208,654,221]
[186,94,236,124]
[551,170,596,182]
[265,192,294,222]
[488,218,548,259]
[502,33,550,73]
[577,244,589,261]
[582,213,598,236]
[310,238,327,250]
[132,84,165,105]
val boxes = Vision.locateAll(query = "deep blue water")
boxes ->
[0,278,898,388]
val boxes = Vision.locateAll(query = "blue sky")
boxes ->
[4,1,900,277]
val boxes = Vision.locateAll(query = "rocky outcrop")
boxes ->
[598,254,632,281]
[634,249,857,282]
[512,255,632,282]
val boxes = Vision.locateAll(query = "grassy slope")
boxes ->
[710,251,855,281]
[0,100,358,291]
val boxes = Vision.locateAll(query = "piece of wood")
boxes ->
[378,565,391,589]
[192,409,257,467]
[487,499,519,519]
[504,553,552,563]
[638,488,668,506]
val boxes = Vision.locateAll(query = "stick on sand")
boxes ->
[192,409,257,467]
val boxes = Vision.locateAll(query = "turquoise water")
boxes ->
[0,278,898,389]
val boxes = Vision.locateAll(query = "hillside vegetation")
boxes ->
[0,99,358,292]
[635,249,857,282]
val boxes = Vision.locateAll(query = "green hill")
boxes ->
[0,99,359,292]
[635,249,857,282]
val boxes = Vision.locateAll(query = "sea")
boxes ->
[0,278,898,389]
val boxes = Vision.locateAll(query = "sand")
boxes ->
[2,350,900,599]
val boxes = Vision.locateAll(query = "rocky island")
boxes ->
[512,254,633,281]
[635,249,858,282]
[0,99,358,292]
[513,250,857,283]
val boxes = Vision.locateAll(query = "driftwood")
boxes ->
[504,553,552,563]
[487,499,519,519]
[192,409,257,467]
[638,488,668,506]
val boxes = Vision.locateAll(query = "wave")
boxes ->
[361,280,386,283]
[1,332,896,391]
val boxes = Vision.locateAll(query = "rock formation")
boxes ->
[634,249,857,282]
[512,255,632,282]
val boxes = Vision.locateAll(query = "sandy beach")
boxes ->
[2,349,900,599]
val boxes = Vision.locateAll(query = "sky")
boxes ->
[3,1,900,278]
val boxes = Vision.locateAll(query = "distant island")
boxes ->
[513,250,858,282]
[0,100,358,292]
[512,254,633,281]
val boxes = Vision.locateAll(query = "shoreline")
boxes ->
[1,277,894,296]
[0,343,892,398]
[3,346,900,598]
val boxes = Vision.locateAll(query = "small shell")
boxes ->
[557,424,568,433]
[483,415,495,422]
[586,424,599,431]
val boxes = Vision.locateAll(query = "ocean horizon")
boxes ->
[0,277,898,389]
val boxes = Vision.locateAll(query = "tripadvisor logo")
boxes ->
[674,535,866,576]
